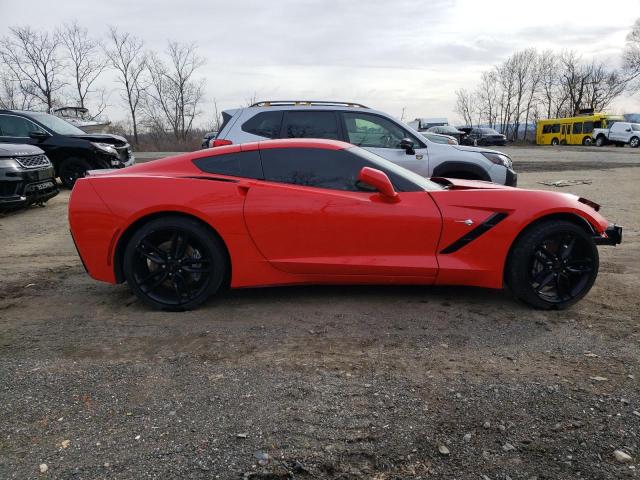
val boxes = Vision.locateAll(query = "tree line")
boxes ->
[455,19,640,141]
[0,23,206,146]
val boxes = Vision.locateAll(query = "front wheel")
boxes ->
[630,137,639,148]
[123,216,227,311]
[506,220,599,309]
[595,136,605,147]
[551,138,559,146]
[59,158,91,188]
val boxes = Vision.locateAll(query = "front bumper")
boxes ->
[0,164,59,210]
[594,224,622,245]
[505,168,518,187]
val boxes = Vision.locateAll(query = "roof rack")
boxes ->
[250,100,370,109]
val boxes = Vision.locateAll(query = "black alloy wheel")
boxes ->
[529,233,596,304]
[506,220,599,309]
[59,158,91,188]
[123,216,227,311]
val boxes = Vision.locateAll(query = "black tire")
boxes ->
[506,220,599,310]
[123,216,227,311]
[59,157,92,188]
[595,136,605,147]
[551,138,559,146]
[560,139,567,145]
[630,136,639,148]
[582,136,592,146]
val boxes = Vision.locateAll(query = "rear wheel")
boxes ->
[551,138,559,146]
[59,158,91,188]
[582,136,592,146]
[506,220,599,309]
[123,216,227,311]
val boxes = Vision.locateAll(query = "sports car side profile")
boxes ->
[68,139,622,311]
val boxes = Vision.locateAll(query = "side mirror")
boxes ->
[626,128,632,132]
[358,167,399,202]
[399,138,415,155]
[29,131,49,140]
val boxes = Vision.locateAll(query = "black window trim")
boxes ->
[337,110,426,149]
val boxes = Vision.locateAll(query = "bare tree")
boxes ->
[59,21,108,113]
[454,88,475,127]
[0,68,36,109]
[144,41,205,141]
[105,27,146,144]
[623,18,640,92]
[475,71,499,128]
[0,26,65,110]
[538,50,562,118]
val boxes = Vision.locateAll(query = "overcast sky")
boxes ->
[1,0,639,126]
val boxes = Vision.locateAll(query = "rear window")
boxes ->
[241,111,283,139]
[283,111,339,140]
[193,150,263,179]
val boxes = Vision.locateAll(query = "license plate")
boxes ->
[33,181,54,191]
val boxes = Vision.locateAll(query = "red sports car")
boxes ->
[68,139,622,311]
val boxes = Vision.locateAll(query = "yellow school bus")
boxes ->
[536,114,623,146]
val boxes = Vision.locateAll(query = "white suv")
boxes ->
[211,101,517,186]
[592,122,640,148]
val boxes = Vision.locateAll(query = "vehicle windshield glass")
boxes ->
[348,146,444,191]
[632,124,640,131]
[27,112,85,135]
[480,128,499,134]
[440,127,460,134]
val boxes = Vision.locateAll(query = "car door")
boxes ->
[339,111,430,177]
[243,146,442,278]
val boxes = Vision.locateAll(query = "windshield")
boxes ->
[28,112,86,135]
[349,146,444,191]
[480,128,500,134]
[439,126,461,134]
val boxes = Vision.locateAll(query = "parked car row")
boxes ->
[0,109,135,212]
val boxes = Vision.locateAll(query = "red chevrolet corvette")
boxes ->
[68,139,622,311]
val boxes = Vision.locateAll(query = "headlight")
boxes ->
[0,158,20,168]
[91,142,118,156]
[481,152,512,168]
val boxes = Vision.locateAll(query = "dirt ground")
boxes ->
[0,146,639,479]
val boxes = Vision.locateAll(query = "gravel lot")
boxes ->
[1,146,639,479]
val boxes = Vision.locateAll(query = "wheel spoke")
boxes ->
[138,269,165,286]
[138,240,167,264]
[175,234,189,259]
[559,237,576,260]
[535,247,555,263]
[143,271,169,292]
[554,275,565,301]
[566,259,593,274]
[535,271,555,290]
[173,273,189,302]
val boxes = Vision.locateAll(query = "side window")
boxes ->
[342,113,420,148]
[572,122,583,134]
[261,147,365,191]
[282,111,339,140]
[193,150,263,179]
[0,115,42,137]
[583,121,594,134]
[542,124,552,134]
[241,111,283,139]
[594,120,602,129]
[552,124,560,133]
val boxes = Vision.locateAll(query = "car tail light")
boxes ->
[211,139,233,147]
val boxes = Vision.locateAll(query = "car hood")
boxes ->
[69,134,129,146]
[452,144,507,155]
[0,143,45,157]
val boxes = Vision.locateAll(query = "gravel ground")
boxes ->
[0,146,639,479]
